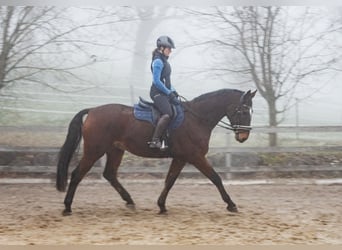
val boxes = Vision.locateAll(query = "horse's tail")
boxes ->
[56,108,90,192]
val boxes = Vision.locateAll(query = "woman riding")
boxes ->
[148,35,180,149]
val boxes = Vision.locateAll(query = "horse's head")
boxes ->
[227,90,257,143]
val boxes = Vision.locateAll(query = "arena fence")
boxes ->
[0,125,341,179]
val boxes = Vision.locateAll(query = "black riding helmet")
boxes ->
[156,36,175,49]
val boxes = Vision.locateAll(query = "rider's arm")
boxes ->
[152,59,172,95]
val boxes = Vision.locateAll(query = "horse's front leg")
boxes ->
[192,157,238,213]
[157,158,186,214]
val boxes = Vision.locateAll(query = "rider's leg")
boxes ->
[149,94,173,149]
[148,114,170,148]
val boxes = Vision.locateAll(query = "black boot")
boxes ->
[148,114,170,149]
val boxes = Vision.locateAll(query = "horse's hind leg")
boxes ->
[63,156,98,215]
[157,158,186,214]
[103,146,135,207]
[193,157,238,213]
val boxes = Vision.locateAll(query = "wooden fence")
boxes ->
[212,125,342,163]
[208,126,342,178]
[0,125,342,179]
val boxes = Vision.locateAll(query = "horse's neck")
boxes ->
[189,90,239,129]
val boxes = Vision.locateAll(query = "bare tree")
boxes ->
[187,6,342,146]
[0,6,137,92]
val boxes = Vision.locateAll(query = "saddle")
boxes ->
[133,97,184,130]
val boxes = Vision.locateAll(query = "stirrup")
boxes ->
[148,139,162,148]
[160,140,168,151]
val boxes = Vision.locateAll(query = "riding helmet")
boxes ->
[156,36,175,49]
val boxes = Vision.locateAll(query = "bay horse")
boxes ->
[56,89,257,215]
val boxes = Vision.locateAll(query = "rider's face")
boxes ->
[163,47,172,56]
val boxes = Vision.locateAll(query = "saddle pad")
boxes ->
[133,103,184,130]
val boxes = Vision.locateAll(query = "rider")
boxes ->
[148,35,180,149]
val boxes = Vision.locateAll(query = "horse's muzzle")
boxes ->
[235,131,250,143]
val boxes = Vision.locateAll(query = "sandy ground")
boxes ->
[0,179,341,245]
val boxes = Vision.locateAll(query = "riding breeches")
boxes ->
[150,92,173,118]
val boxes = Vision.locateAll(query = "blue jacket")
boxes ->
[151,51,176,96]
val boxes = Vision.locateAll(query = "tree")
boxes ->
[0,6,137,92]
[187,7,342,146]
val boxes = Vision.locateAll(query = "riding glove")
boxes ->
[169,92,180,105]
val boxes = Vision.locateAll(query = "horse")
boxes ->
[56,88,257,215]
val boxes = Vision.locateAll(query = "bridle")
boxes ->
[179,95,253,132]
[217,104,253,132]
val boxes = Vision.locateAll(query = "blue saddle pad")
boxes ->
[133,100,184,130]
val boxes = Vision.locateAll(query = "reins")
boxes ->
[178,95,252,132]
[216,120,252,132]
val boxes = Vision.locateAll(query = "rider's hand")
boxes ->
[172,91,179,97]
[169,92,180,105]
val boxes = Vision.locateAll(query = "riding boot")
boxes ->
[148,114,171,149]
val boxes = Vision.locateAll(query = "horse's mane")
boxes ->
[190,89,243,104]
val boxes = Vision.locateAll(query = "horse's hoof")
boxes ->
[227,205,238,213]
[62,209,72,216]
[126,203,136,210]
[158,209,168,215]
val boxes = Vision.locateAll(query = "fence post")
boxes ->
[130,85,135,105]
[225,132,232,180]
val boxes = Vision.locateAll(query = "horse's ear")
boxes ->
[240,90,251,104]
[251,90,257,98]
